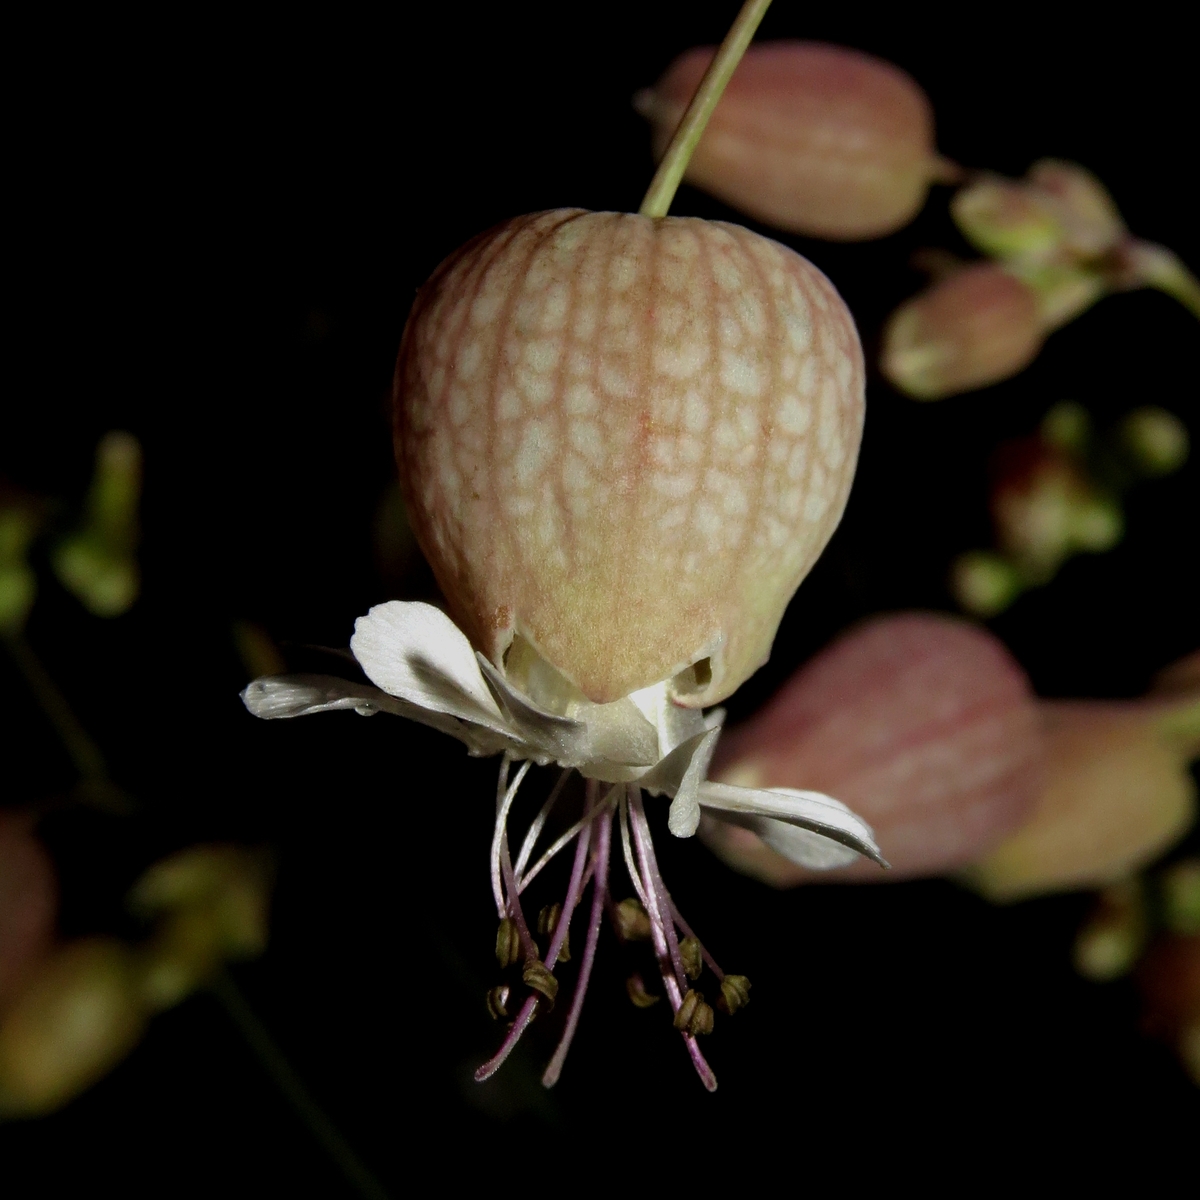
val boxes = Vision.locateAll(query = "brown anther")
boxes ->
[679,936,703,981]
[522,960,559,1010]
[486,985,511,1021]
[625,972,661,1008]
[673,989,715,1036]
[716,974,752,1015]
[537,903,570,962]
[495,918,521,969]
[614,897,652,942]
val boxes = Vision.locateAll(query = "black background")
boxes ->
[3,1,1198,1190]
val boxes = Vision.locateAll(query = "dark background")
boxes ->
[4,1,1198,1189]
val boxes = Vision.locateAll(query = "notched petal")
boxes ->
[350,601,511,733]
[698,782,888,868]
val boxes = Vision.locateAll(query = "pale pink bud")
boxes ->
[0,813,56,1014]
[881,263,1044,399]
[636,42,954,241]
[395,210,864,706]
[967,692,1199,902]
[705,613,1042,883]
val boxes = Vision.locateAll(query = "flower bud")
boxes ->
[52,431,142,618]
[395,210,864,707]
[881,263,1043,400]
[966,696,1198,902]
[0,939,146,1117]
[1072,880,1146,981]
[705,613,1042,883]
[128,845,271,1010]
[0,492,40,636]
[1119,407,1190,477]
[949,551,1023,619]
[1023,160,1126,260]
[0,813,57,1013]
[988,438,1122,583]
[636,42,953,240]
[1160,859,1200,936]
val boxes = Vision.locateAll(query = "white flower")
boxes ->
[243,600,884,868]
[242,600,885,1090]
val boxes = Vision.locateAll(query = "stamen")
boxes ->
[626,785,718,1092]
[679,936,703,981]
[617,793,652,911]
[513,767,572,881]
[476,785,596,1084]
[669,900,725,981]
[490,755,532,917]
[517,783,619,894]
[625,972,661,1008]
[627,788,688,994]
[542,807,612,1087]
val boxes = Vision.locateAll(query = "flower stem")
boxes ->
[211,970,390,1200]
[3,631,131,812]
[638,0,773,218]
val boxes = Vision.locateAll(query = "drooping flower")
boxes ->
[242,200,885,1089]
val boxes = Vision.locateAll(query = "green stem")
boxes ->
[638,0,773,218]
[3,632,109,782]
[211,971,391,1200]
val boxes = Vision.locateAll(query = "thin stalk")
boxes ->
[638,0,773,218]
[628,788,687,993]
[668,898,725,981]
[518,783,619,893]
[4,632,110,782]
[211,971,390,1200]
[513,767,572,880]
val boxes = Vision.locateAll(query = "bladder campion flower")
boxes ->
[242,0,886,1091]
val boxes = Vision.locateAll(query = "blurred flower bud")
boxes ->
[1039,400,1092,455]
[989,438,1122,584]
[0,939,146,1118]
[0,493,40,636]
[1072,880,1146,982]
[1024,160,1126,261]
[128,845,271,1011]
[965,693,1198,902]
[951,174,1066,264]
[52,432,142,617]
[881,263,1043,399]
[1160,859,1200,935]
[0,813,57,1013]
[636,41,955,240]
[949,551,1023,619]
[1119,407,1190,477]
[705,613,1043,884]
[1137,934,1200,1084]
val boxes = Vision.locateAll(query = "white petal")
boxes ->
[753,820,861,869]
[628,682,707,758]
[240,673,517,757]
[698,782,887,868]
[478,655,658,775]
[667,728,721,837]
[350,602,511,735]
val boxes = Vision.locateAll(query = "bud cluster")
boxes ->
[951,400,1190,618]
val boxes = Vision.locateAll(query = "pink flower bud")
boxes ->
[705,613,1042,883]
[395,209,864,706]
[0,813,56,1014]
[881,262,1044,399]
[636,42,954,241]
